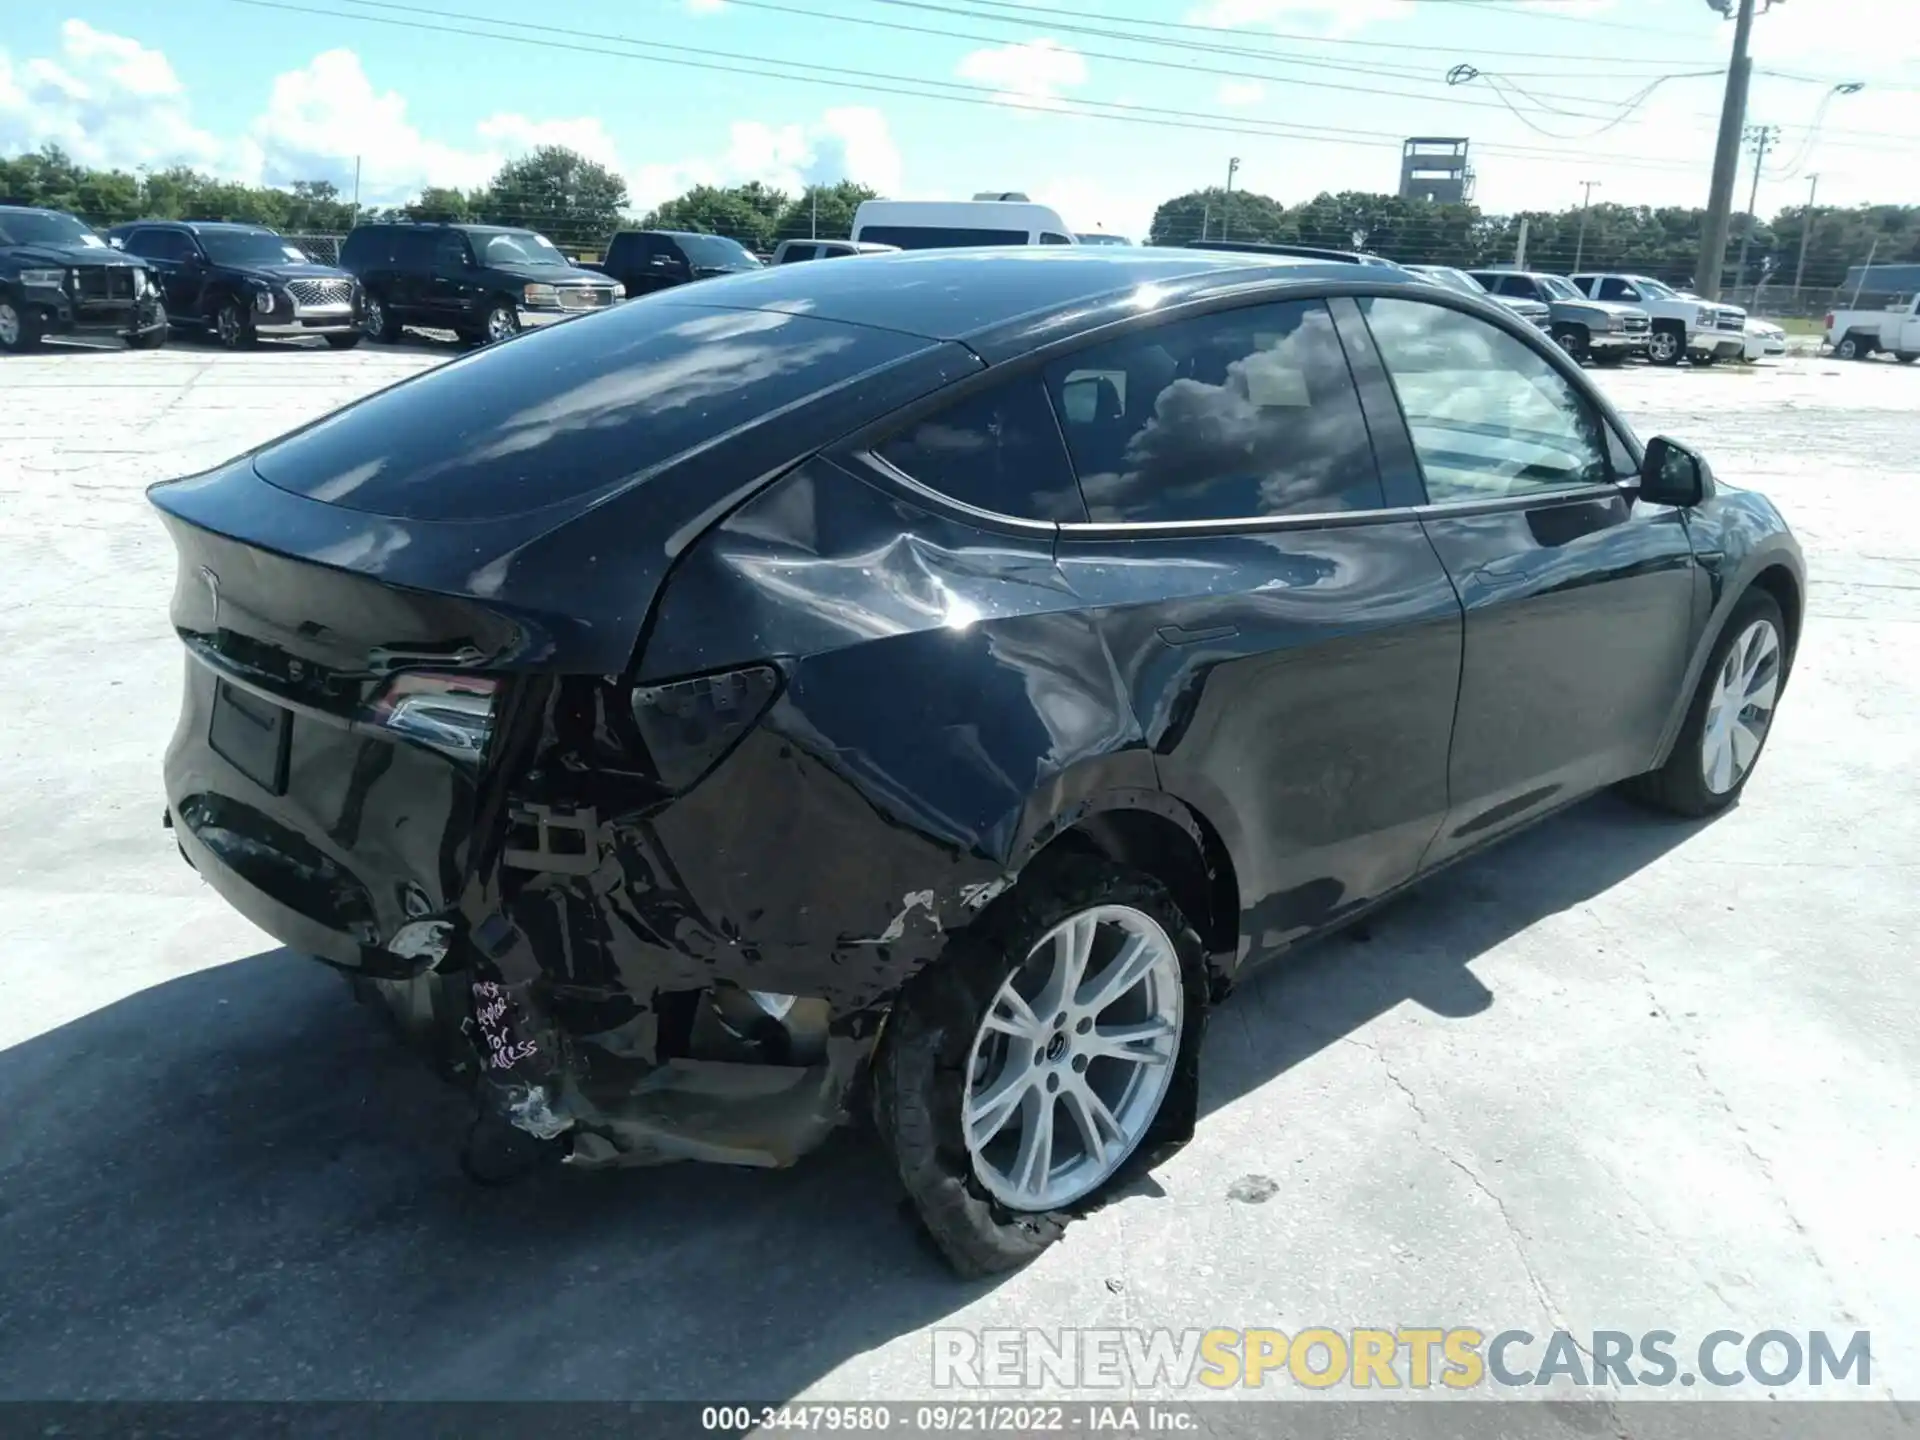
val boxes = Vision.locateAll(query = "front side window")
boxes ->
[1362,296,1611,504]
[434,233,473,268]
[1042,299,1384,524]
[778,244,818,264]
[1598,277,1638,302]
[877,377,1087,522]
[1039,232,1073,245]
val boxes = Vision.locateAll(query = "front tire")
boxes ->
[1624,588,1788,819]
[1551,324,1590,364]
[128,323,169,350]
[480,301,520,345]
[215,298,257,350]
[1648,325,1684,366]
[361,293,402,344]
[324,333,363,350]
[871,854,1206,1278]
[0,298,43,353]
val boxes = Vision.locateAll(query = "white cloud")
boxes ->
[0,20,222,172]
[626,105,903,214]
[956,40,1088,110]
[1216,80,1265,107]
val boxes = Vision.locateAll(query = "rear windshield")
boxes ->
[857,225,1030,249]
[252,305,928,520]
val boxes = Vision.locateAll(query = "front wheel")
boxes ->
[480,301,520,345]
[1647,326,1684,366]
[0,298,43,353]
[324,333,362,351]
[128,323,169,350]
[871,854,1205,1277]
[1623,588,1788,819]
[361,293,402,343]
[1551,325,1590,364]
[215,298,257,350]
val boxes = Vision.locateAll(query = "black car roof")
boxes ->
[660,246,1416,345]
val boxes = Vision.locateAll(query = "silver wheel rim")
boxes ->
[1837,340,1856,358]
[1651,332,1678,362]
[218,305,241,346]
[0,303,19,347]
[962,904,1183,1212]
[1556,330,1583,356]
[362,298,384,337]
[486,307,516,341]
[1701,619,1781,796]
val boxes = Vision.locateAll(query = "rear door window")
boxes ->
[876,377,1087,522]
[394,230,437,267]
[1041,299,1385,523]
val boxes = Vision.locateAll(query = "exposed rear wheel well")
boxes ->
[1749,564,1802,667]
[1038,806,1239,982]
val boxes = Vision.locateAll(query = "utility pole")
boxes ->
[1791,172,1819,299]
[1573,180,1602,273]
[1515,216,1530,270]
[1221,156,1240,241]
[811,188,818,239]
[351,155,362,224]
[1732,122,1780,294]
[1695,0,1765,300]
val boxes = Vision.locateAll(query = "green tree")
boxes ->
[773,181,877,243]
[481,145,628,250]
[1148,187,1293,246]
[405,185,483,224]
[641,184,774,248]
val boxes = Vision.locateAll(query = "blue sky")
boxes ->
[3,0,1915,238]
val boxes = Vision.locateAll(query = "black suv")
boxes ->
[0,204,168,352]
[582,229,762,296]
[107,221,363,350]
[339,222,621,345]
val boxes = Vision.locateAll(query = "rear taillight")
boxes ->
[367,673,498,759]
[630,665,780,791]
[1825,312,1834,330]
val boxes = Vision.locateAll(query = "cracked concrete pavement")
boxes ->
[0,335,1914,1406]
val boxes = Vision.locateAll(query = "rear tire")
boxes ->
[1834,334,1865,360]
[1623,588,1788,819]
[128,323,169,350]
[1694,351,1720,367]
[1898,352,1918,365]
[871,853,1206,1278]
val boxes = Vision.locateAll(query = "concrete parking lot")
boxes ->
[0,335,1915,1406]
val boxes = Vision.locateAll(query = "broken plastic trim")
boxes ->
[629,664,780,791]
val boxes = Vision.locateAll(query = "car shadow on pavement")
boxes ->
[0,793,1704,1402]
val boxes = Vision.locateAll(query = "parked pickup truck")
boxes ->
[1826,295,1920,362]
[0,204,169,352]
[1569,272,1746,366]
[582,230,761,297]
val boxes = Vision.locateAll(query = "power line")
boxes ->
[804,0,1729,62]
[223,0,1723,175]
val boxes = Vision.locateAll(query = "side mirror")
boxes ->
[1640,436,1712,508]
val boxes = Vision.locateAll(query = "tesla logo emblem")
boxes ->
[199,566,221,630]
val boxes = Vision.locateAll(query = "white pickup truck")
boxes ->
[1826,295,1920,362]
[1569,273,1748,366]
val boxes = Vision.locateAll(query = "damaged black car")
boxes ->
[154,248,1803,1275]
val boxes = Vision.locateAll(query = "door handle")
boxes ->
[1156,622,1239,646]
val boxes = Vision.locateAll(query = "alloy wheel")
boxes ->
[361,297,385,339]
[485,305,518,343]
[961,904,1183,1212]
[1836,338,1859,360]
[1701,618,1782,795]
[0,302,19,349]
[1648,330,1680,365]
[217,303,244,348]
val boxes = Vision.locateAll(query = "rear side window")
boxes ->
[1039,232,1073,245]
[877,377,1087,523]
[778,244,818,264]
[395,229,437,266]
[856,225,1029,249]
[253,306,933,520]
[1041,300,1384,524]
[340,228,390,267]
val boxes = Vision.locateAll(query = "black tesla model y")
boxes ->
[154,248,1803,1275]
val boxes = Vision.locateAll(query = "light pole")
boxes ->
[1221,157,1240,241]
[1573,180,1601,274]
[1791,173,1819,300]
[1732,122,1781,295]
